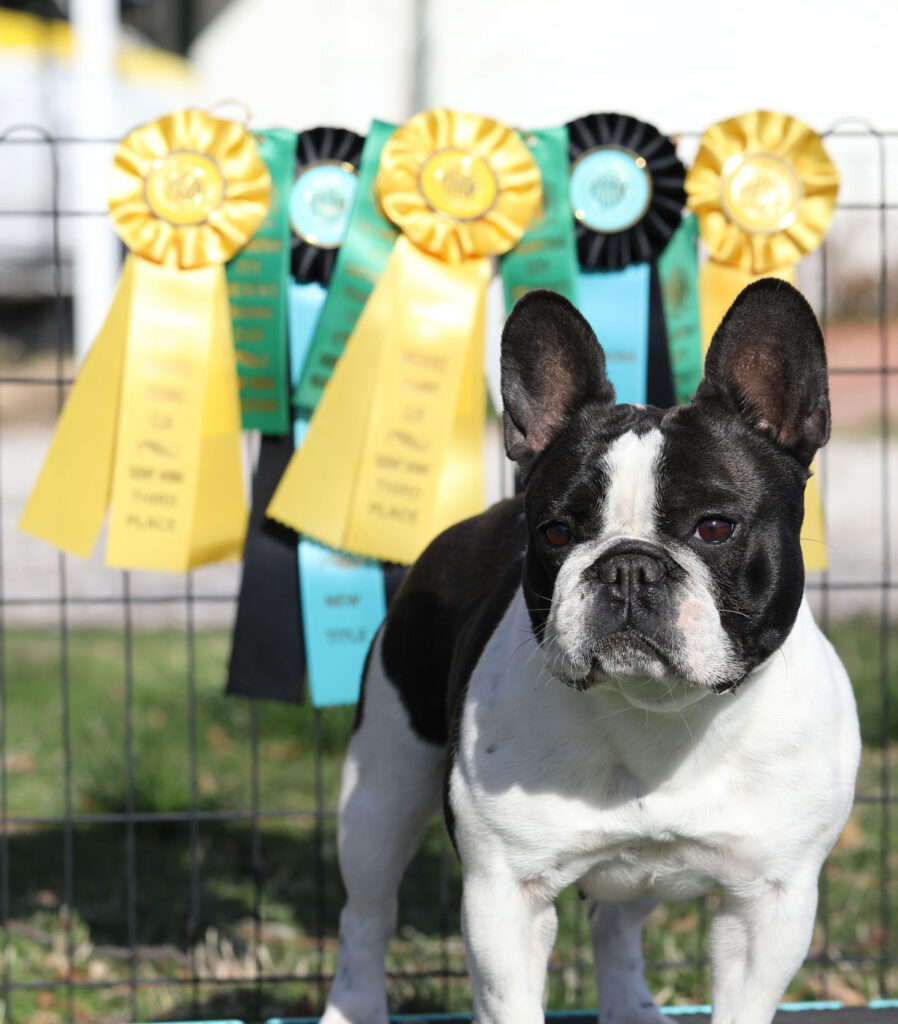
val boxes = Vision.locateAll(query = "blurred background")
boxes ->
[0,1,895,1023]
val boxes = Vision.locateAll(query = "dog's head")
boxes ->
[501,281,830,702]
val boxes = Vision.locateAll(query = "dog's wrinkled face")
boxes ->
[500,282,831,699]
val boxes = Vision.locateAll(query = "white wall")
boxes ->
[191,0,416,134]
[193,0,897,138]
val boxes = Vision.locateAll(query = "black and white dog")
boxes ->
[320,281,860,1024]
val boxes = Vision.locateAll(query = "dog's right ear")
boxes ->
[500,289,615,480]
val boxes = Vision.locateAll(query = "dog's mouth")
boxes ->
[543,615,745,700]
[572,632,720,710]
[557,630,674,692]
[592,629,673,677]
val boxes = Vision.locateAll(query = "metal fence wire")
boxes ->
[0,125,894,1024]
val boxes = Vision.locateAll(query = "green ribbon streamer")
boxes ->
[499,125,579,308]
[658,213,704,405]
[293,119,399,415]
[227,127,296,434]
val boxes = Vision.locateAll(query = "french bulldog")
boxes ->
[319,281,861,1024]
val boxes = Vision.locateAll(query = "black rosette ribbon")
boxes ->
[228,125,403,705]
[290,126,365,285]
[566,113,699,407]
[568,112,685,269]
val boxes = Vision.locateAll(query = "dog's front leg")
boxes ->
[709,867,819,1024]
[461,868,556,1024]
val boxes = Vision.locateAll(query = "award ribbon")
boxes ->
[567,113,693,406]
[500,126,579,306]
[293,120,399,415]
[289,125,365,286]
[290,127,397,705]
[269,108,541,564]
[228,127,402,706]
[20,109,269,571]
[658,213,704,404]
[685,110,839,570]
[227,127,295,434]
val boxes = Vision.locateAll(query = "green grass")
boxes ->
[0,620,896,1022]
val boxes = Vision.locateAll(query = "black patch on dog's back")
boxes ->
[375,497,526,745]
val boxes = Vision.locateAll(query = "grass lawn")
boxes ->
[0,618,896,1023]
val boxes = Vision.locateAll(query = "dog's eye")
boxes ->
[542,523,572,548]
[695,518,735,543]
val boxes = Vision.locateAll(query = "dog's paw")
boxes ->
[319,1002,388,1024]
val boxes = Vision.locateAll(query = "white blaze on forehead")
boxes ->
[601,429,663,540]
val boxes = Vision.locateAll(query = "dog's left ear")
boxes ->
[694,279,830,467]
[501,289,615,480]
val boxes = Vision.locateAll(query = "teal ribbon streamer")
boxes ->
[577,265,651,403]
[288,281,387,708]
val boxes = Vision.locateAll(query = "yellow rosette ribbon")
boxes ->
[20,109,270,571]
[268,108,541,564]
[686,110,839,571]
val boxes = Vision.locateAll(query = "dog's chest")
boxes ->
[454,709,737,903]
[450,590,784,903]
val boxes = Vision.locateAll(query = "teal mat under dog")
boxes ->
[139,1001,898,1024]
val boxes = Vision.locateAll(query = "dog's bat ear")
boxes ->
[500,289,615,480]
[694,279,831,467]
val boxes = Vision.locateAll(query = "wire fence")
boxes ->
[0,125,894,1023]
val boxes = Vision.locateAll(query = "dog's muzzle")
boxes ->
[590,540,676,623]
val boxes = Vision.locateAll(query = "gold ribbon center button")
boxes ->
[145,151,226,227]
[720,152,803,235]
[419,148,498,221]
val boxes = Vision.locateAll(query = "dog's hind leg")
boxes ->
[321,632,446,1024]
[590,896,666,1024]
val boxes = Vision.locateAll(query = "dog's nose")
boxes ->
[593,543,670,614]
[597,551,666,590]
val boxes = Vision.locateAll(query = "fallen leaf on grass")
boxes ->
[6,752,35,774]
[199,770,218,796]
[834,813,865,852]
[667,913,699,934]
[801,974,868,1006]
[205,725,234,753]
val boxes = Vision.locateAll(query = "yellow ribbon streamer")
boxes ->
[20,109,270,571]
[686,111,838,571]
[268,109,540,564]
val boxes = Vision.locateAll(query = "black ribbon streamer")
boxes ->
[227,126,404,705]
[226,431,306,702]
[567,113,686,406]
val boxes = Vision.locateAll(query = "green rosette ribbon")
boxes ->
[227,127,296,433]
[500,125,579,307]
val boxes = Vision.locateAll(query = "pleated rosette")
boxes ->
[21,109,270,571]
[565,112,700,406]
[685,109,839,571]
[268,108,541,565]
[685,109,838,280]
